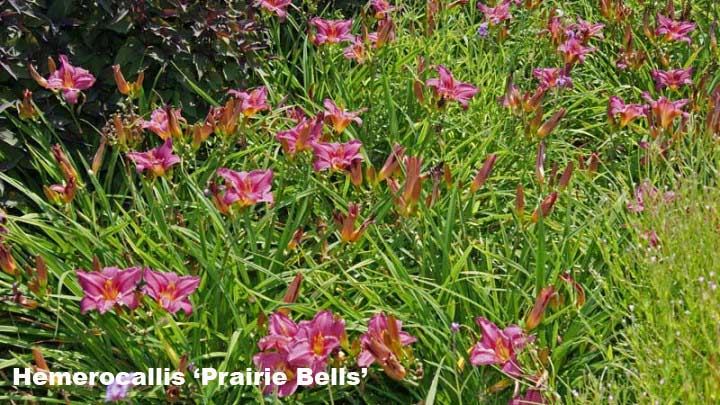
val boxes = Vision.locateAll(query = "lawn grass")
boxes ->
[1,0,720,403]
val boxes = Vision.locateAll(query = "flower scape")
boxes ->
[2,0,720,403]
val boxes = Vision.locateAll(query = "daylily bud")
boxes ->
[350,160,363,187]
[526,286,557,330]
[18,89,37,120]
[537,109,566,138]
[113,65,130,95]
[378,144,405,182]
[278,272,303,315]
[515,184,525,219]
[470,154,497,193]
[28,255,49,296]
[0,243,17,275]
[51,144,77,182]
[643,10,655,42]
[29,64,48,88]
[588,151,600,173]
[47,57,56,74]
[92,139,107,174]
[531,191,559,223]
[560,271,586,307]
[711,21,718,53]
[535,143,546,188]
[166,105,183,139]
[287,227,304,251]
[336,203,374,243]
[599,0,612,19]
[558,162,574,191]
[367,337,407,381]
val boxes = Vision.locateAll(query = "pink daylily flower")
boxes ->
[371,0,395,19]
[343,38,369,63]
[142,269,200,315]
[310,18,355,45]
[558,37,596,64]
[425,65,479,110]
[258,312,299,351]
[216,168,274,207]
[287,310,346,373]
[642,92,690,129]
[469,317,533,377]
[228,86,270,117]
[258,0,292,19]
[607,96,648,127]
[76,266,143,314]
[253,350,309,397]
[651,68,693,91]
[139,107,186,140]
[509,389,546,405]
[477,1,512,25]
[126,138,181,176]
[323,99,366,133]
[532,68,572,90]
[311,140,363,172]
[357,312,417,368]
[655,14,696,43]
[567,17,605,43]
[276,116,323,156]
[45,55,96,104]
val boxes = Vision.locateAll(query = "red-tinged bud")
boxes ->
[558,162,574,191]
[623,25,634,51]
[711,21,718,53]
[588,151,600,173]
[528,106,544,135]
[535,143,545,188]
[29,64,48,88]
[402,156,424,212]
[443,163,452,187]
[427,162,444,206]
[337,203,374,243]
[0,243,17,276]
[113,65,130,95]
[278,272,303,315]
[375,18,395,48]
[470,154,497,193]
[367,336,407,381]
[47,57,56,74]
[531,191,559,223]
[560,271,586,307]
[599,0,612,19]
[18,89,37,120]
[526,286,557,330]
[365,166,377,185]
[525,88,546,113]
[51,144,77,182]
[166,105,183,139]
[92,138,107,174]
[515,184,525,218]
[92,255,102,273]
[664,0,675,17]
[28,255,48,295]
[537,109,566,138]
[350,160,363,187]
[414,80,425,104]
[287,227,304,251]
[643,10,655,42]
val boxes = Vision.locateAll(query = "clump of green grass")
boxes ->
[623,184,720,403]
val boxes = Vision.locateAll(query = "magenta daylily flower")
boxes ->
[608,96,648,127]
[469,317,532,377]
[76,266,142,314]
[357,312,417,368]
[45,55,96,104]
[655,14,696,43]
[568,17,605,42]
[477,1,512,25]
[216,168,274,207]
[642,92,690,129]
[310,18,355,45]
[276,116,323,157]
[557,37,596,64]
[343,38,369,63]
[258,312,299,351]
[228,86,270,117]
[258,0,292,19]
[138,107,186,140]
[287,310,346,373]
[532,68,572,90]
[509,389,546,405]
[126,138,181,176]
[371,0,395,19]
[253,351,309,397]
[323,99,366,133]
[142,269,200,315]
[425,65,479,109]
[651,68,693,91]
[311,140,363,172]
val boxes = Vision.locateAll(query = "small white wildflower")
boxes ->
[699,277,705,282]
